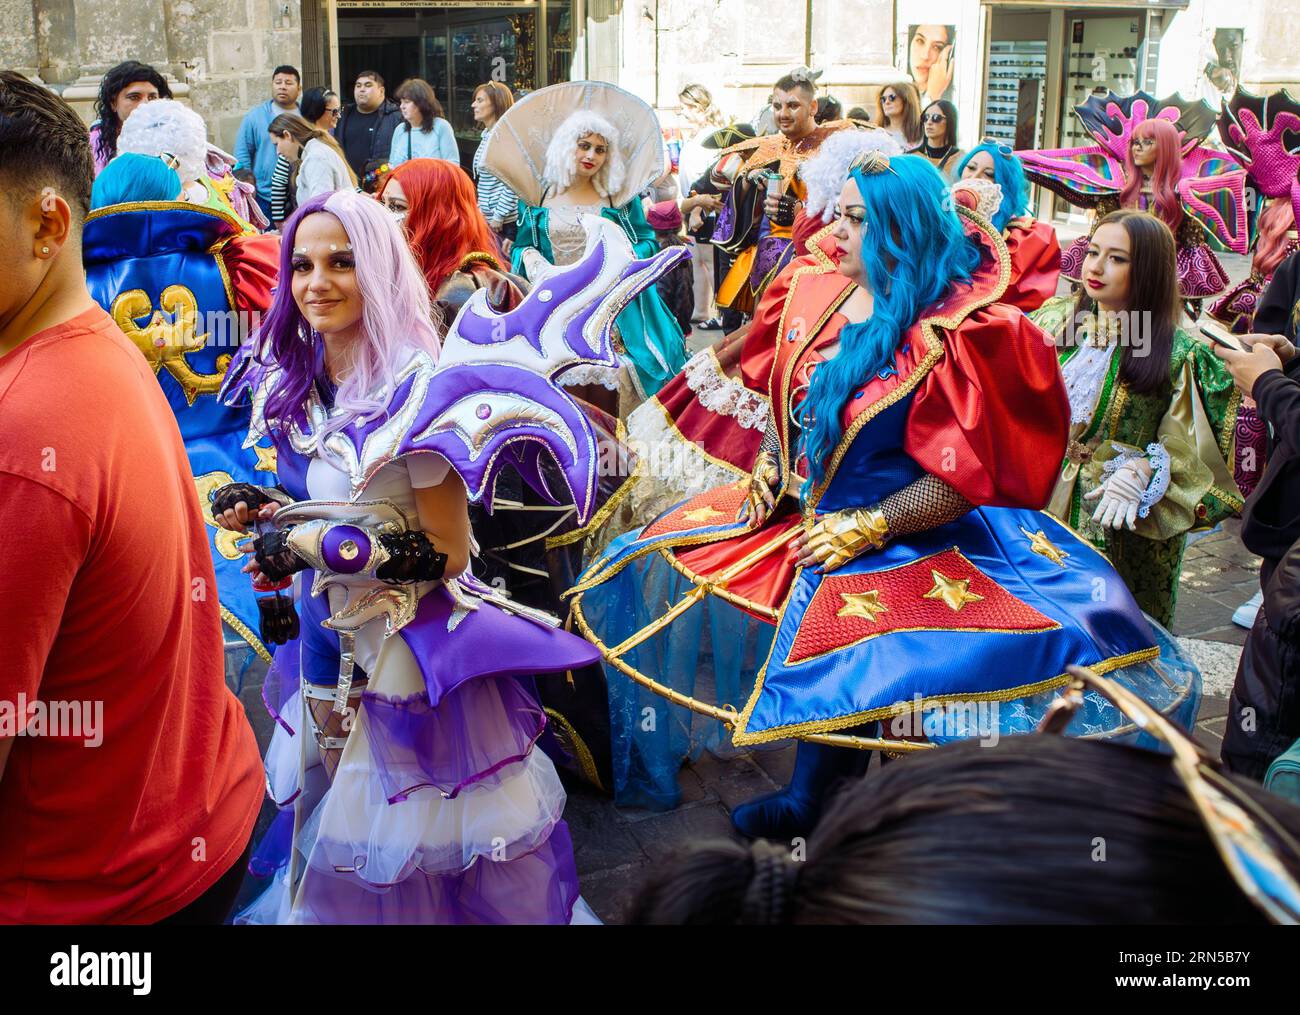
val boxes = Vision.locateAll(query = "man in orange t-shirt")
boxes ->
[0,72,264,923]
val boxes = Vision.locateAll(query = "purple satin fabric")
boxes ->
[288,821,579,925]
[749,232,794,291]
[397,584,599,706]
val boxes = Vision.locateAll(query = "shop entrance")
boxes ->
[981,4,1169,223]
[335,2,575,163]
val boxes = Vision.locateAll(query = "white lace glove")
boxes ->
[1084,457,1153,530]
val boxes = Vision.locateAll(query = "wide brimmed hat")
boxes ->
[485,80,667,208]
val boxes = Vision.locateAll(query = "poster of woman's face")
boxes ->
[1203,28,1243,96]
[907,24,956,105]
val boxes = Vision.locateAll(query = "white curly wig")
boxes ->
[543,111,626,199]
[799,129,905,222]
[117,99,207,186]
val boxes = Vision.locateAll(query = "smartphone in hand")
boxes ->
[1197,320,1252,354]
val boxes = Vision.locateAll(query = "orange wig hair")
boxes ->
[1120,118,1183,234]
[379,157,501,296]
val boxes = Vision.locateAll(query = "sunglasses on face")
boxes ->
[1041,666,1300,925]
[923,112,947,124]
[881,92,899,103]
[1131,137,1157,149]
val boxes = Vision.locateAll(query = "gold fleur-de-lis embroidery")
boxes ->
[110,286,231,405]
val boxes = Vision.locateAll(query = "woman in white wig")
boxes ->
[485,82,688,417]
[116,98,262,230]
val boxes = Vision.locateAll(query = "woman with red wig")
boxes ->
[1020,92,1248,318]
[377,157,524,321]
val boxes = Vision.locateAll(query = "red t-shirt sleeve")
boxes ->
[0,475,91,732]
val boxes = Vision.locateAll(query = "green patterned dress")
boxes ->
[1031,296,1243,626]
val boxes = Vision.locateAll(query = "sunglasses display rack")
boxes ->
[982,40,1047,147]
[1061,40,1140,147]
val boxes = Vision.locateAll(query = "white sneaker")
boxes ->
[1232,590,1264,629]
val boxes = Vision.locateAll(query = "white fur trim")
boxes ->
[800,130,905,222]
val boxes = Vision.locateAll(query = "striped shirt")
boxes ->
[473,128,518,227]
[270,155,293,226]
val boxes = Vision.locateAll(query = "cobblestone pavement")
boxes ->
[224,241,1265,924]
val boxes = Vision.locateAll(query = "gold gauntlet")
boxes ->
[741,449,782,521]
[753,450,780,489]
[803,507,890,572]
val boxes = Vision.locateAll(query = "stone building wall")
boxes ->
[617,0,896,123]
[1,0,301,155]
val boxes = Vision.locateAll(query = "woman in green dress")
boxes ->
[1032,209,1243,626]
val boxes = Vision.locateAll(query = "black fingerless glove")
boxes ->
[770,195,798,227]
[254,528,308,581]
[211,482,291,517]
[375,530,449,584]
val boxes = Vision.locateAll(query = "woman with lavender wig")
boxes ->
[211,189,600,924]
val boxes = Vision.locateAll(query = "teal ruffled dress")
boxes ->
[512,198,687,398]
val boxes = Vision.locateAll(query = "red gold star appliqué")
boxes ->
[785,548,1059,664]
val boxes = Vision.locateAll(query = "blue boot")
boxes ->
[730,741,870,841]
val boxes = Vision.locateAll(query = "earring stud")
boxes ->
[41,246,50,255]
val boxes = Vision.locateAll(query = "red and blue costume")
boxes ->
[569,205,1199,816]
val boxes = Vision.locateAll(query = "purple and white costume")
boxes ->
[225,218,686,924]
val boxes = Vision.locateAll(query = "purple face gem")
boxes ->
[476,403,492,420]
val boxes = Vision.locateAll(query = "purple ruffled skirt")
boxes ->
[239,582,600,925]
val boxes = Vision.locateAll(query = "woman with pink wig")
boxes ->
[210,189,600,924]
[1020,92,1249,319]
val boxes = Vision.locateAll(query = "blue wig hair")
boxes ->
[796,155,980,498]
[90,153,182,210]
[953,143,1029,232]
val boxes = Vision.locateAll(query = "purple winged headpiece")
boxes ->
[390,216,686,522]
[221,217,687,524]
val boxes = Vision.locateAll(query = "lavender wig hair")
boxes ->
[257,189,442,440]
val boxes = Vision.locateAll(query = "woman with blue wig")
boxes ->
[568,153,1202,838]
[951,140,1061,311]
[90,152,182,209]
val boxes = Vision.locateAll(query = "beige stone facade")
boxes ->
[7,0,1300,155]
[2,0,302,154]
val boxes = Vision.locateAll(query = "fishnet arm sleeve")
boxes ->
[759,409,781,458]
[876,473,972,539]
